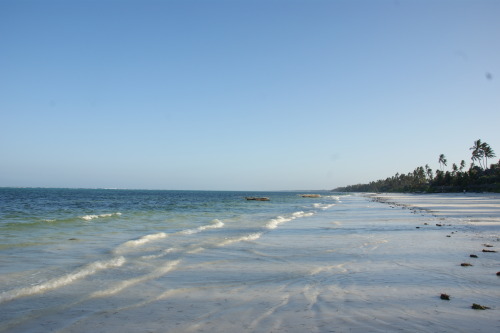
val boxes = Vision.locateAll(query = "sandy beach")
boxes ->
[360,192,500,332]
[1,190,499,332]
[369,192,500,226]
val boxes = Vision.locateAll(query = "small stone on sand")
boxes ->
[471,303,490,310]
[440,293,450,300]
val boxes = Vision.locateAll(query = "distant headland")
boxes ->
[334,139,500,193]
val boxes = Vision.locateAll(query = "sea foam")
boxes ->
[0,256,126,304]
[313,203,336,210]
[266,211,314,229]
[218,232,263,246]
[180,219,225,235]
[81,212,122,221]
[117,232,168,251]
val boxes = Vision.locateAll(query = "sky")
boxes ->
[1,0,499,191]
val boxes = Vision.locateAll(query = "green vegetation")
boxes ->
[334,140,499,193]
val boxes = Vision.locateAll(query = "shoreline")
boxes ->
[365,192,500,315]
[364,192,500,226]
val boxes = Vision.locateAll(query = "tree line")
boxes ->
[334,139,500,193]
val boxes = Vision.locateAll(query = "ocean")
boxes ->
[1,188,498,332]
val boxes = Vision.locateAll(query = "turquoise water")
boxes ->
[0,188,340,297]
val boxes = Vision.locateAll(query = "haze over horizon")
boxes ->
[1,0,499,191]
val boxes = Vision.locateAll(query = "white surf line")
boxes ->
[217,232,264,246]
[114,232,169,254]
[116,208,317,257]
[139,247,177,260]
[39,212,122,224]
[214,210,318,248]
[80,212,122,221]
[0,256,126,304]
[179,218,225,235]
[90,259,181,298]
[86,210,317,309]
[265,211,315,230]
[102,229,284,313]
[181,231,263,254]
[313,203,336,210]
[113,219,225,254]
[0,259,180,331]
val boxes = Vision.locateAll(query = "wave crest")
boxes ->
[266,211,314,229]
[119,232,168,249]
[219,232,263,246]
[81,212,122,221]
[313,203,336,210]
[181,219,225,235]
[0,256,126,304]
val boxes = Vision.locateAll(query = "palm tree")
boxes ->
[459,160,466,172]
[481,142,496,168]
[470,140,496,169]
[470,139,484,168]
[425,164,433,181]
[438,154,447,171]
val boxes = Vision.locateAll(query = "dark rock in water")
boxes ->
[461,263,473,267]
[482,249,497,253]
[483,244,494,247]
[416,226,420,229]
[436,224,443,227]
[496,271,500,276]
[446,235,451,237]
[68,238,78,241]
[471,303,490,310]
[424,223,429,225]
[245,197,270,201]
[470,254,478,258]
[300,194,321,198]
[440,293,450,300]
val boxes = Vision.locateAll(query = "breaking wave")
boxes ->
[180,219,225,235]
[115,219,225,254]
[218,232,263,246]
[115,232,168,253]
[313,203,336,210]
[0,256,126,304]
[80,212,122,221]
[266,211,314,229]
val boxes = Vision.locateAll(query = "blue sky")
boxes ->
[1,0,499,190]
